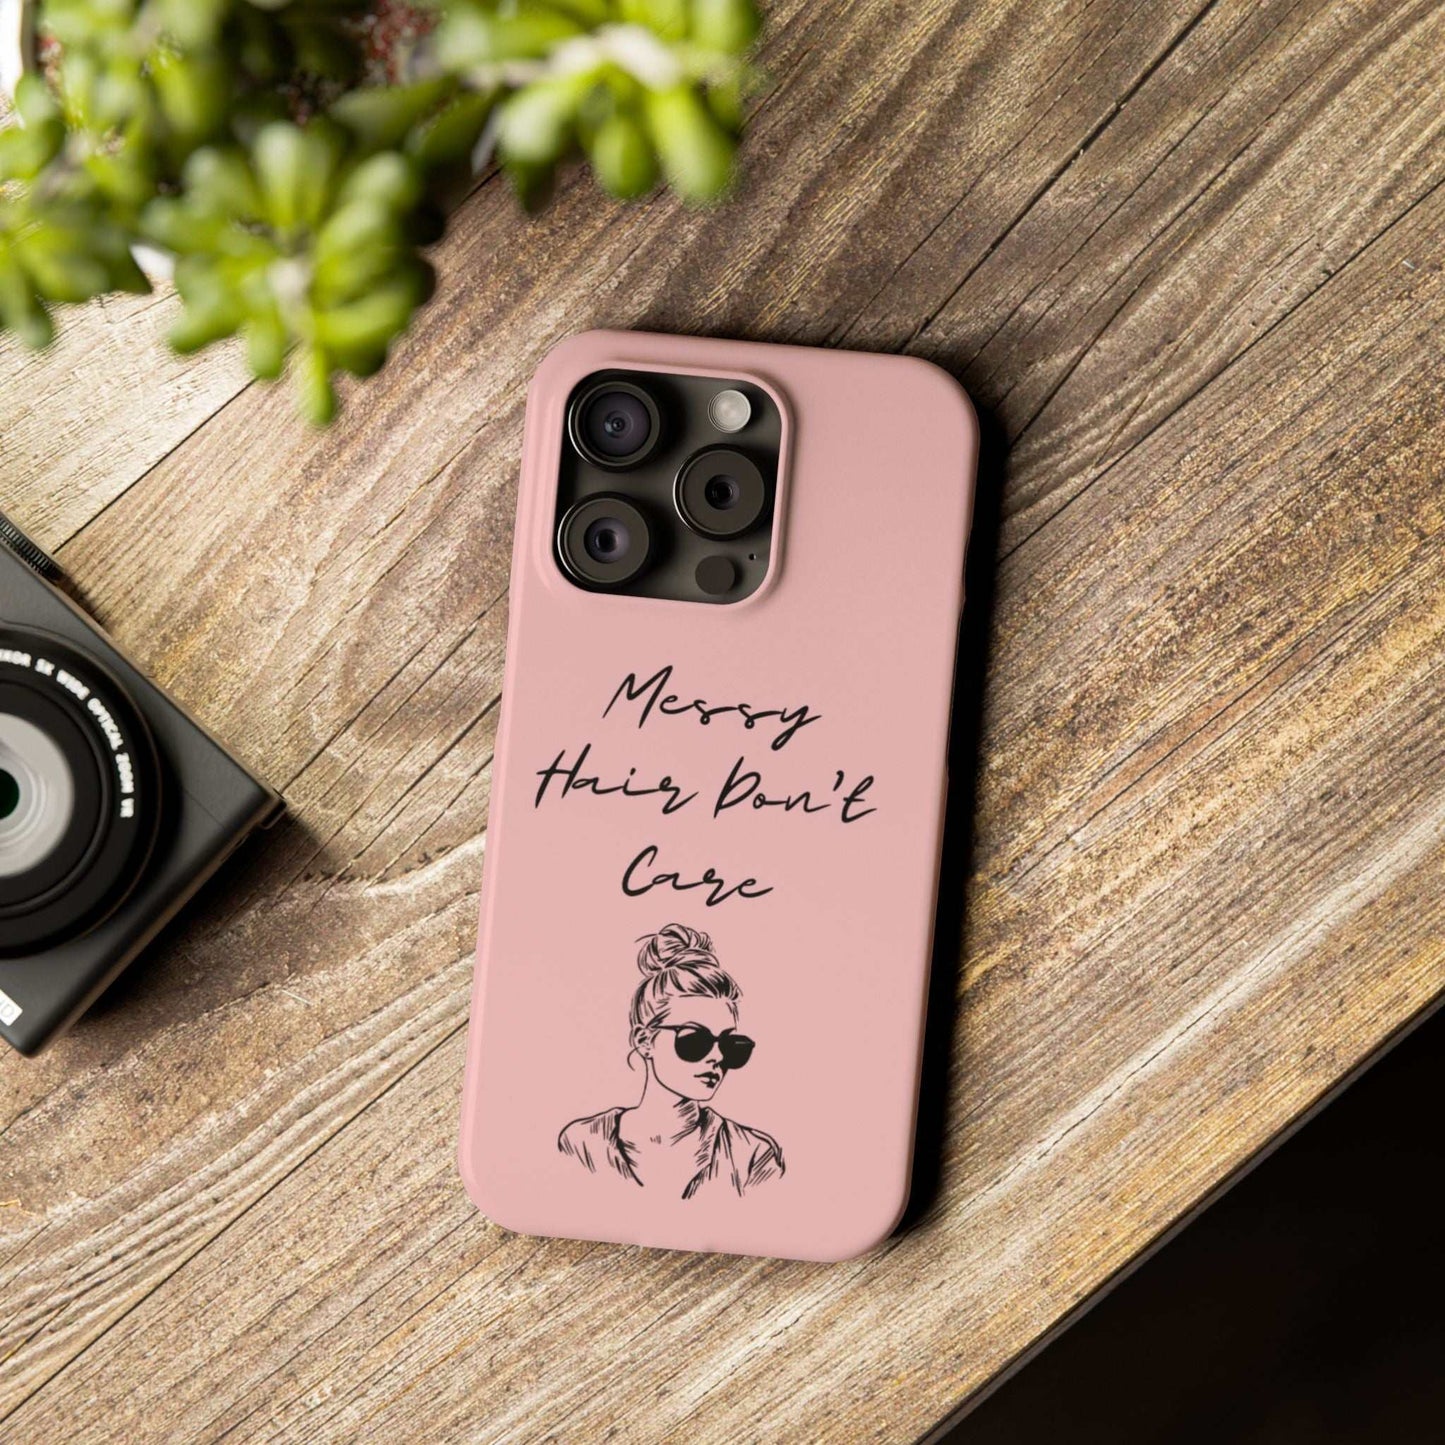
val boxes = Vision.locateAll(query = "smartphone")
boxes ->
[458,330,978,1261]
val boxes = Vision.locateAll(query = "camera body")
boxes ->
[0,516,281,1055]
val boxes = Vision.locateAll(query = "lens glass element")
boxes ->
[587,395,649,457]
[558,495,653,587]
[584,517,632,563]
[570,382,662,468]
[675,448,768,540]
[703,475,741,511]
[0,714,76,879]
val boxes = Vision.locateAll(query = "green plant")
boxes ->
[0,0,761,422]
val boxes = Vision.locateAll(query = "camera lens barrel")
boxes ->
[568,381,663,469]
[0,627,160,956]
[674,447,769,540]
[556,495,654,588]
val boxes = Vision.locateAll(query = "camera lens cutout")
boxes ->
[558,495,653,588]
[675,448,768,540]
[569,380,662,469]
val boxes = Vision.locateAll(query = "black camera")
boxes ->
[0,512,282,1055]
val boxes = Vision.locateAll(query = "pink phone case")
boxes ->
[459,330,978,1261]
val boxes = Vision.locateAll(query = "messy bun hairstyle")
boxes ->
[630,924,741,1038]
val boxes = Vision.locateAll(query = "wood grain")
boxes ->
[2,0,1443,1440]
[0,288,251,550]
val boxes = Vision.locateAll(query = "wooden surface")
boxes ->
[3,1,1445,1440]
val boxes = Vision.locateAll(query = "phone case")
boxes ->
[459,330,978,1261]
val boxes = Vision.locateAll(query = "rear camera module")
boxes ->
[569,380,662,469]
[674,447,768,540]
[558,495,653,587]
[551,368,784,605]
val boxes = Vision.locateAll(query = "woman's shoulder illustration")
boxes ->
[713,1114,785,1188]
[557,1108,621,1165]
[558,1108,642,1184]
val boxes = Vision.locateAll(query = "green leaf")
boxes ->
[704,73,746,132]
[643,84,735,202]
[13,74,61,128]
[182,147,266,220]
[690,0,761,53]
[141,195,204,251]
[313,204,408,297]
[331,79,459,152]
[315,273,425,353]
[151,47,230,145]
[547,0,611,24]
[244,308,289,378]
[169,287,245,351]
[407,88,497,171]
[84,146,159,212]
[619,0,689,42]
[504,156,555,210]
[338,151,423,214]
[253,122,340,235]
[156,0,232,50]
[0,261,55,348]
[103,241,152,294]
[0,119,65,181]
[296,344,337,426]
[13,231,111,303]
[496,76,587,165]
[586,111,657,199]
[436,5,586,69]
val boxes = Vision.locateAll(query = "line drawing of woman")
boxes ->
[558,923,785,1199]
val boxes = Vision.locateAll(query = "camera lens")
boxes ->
[675,448,768,540]
[569,380,662,469]
[703,475,742,511]
[584,517,632,562]
[597,401,644,450]
[0,715,76,881]
[558,495,653,588]
[0,627,160,956]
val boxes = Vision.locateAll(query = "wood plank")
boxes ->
[0,94,248,545]
[2,0,1443,1438]
[0,291,250,550]
[839,0,1445,552]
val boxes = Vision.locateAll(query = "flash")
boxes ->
[708,388,752,433]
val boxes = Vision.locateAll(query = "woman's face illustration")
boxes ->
[643,996,740,1102]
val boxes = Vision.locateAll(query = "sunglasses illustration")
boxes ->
[653,1024,756,1070]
